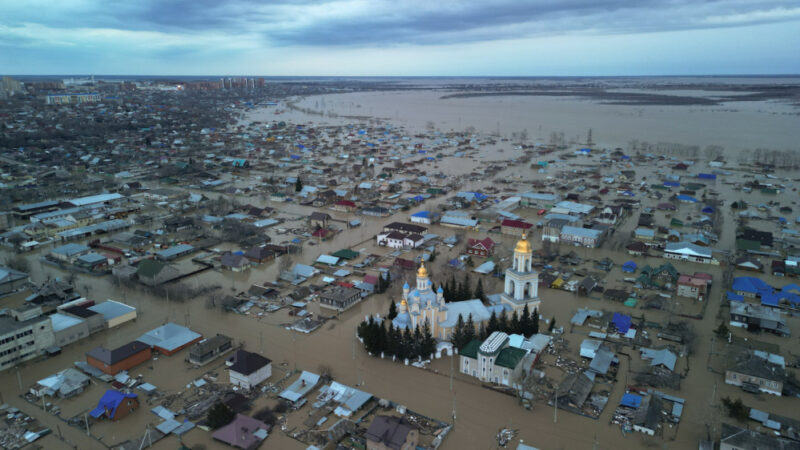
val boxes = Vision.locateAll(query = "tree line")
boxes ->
[357,317,437,361]
[430,273,486,303]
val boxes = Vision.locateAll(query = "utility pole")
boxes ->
[553,384,558,424]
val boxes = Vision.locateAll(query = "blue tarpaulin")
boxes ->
[620,393,642,408]
[612,313,632,333]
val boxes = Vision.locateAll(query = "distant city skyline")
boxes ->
[2,1,800,76]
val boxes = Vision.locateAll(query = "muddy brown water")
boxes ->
[3,91,800,450]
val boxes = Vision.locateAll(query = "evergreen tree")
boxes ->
[294,178,303,192]
[474,278,486,302]
[388,300,398,320]
[376,320,387,354]
[548,317,557,333]
[478,322,487,341]
[413,324,423,359]
[387,325,401,357]
[464,313,476,347]
[519,304,532,337]
[451,314,465,349]
[532,308,540,335]
[510,310,521,335]
[207,403,236,429]
[498,310,509,333]
[487,311,499,335]
[422,322,436,358]
[448,275,457,301]
[460,273,472,300]
[429,249,436,262]
[442,282,451,303]
[401,327,413,360]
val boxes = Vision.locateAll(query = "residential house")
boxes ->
[319,286,362,311]
[560,226,604,248]
[677,275,708,301]
[378,231,407,249]
[735,256,763,272]
[89,390,139,421]
[137,323,202,356]
[725,348,785,396]
[366,415,419,450]
[86,341,151,375]
[332,199,357,212]
[212,414,270,450]
[309,212,331,228]
[501,219,533,236]
[410,211,437,225]
[244,246,275,264]
[663,242,713,264]
[720,423,800,450]
[136,259,180,286]
[227,349,272,389]
[221,252,251,272]
[189,334,233,366]
[729,303,789,337]
[466,237,496,257]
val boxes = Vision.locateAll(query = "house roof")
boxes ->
[332,249,359,260]
[501,219,532,229]
[86,341,150,365]
[365,415,414,450]
[137,323,201,352]
[460,339,481,359]
[136,259,167,278]
[88,300,135,320]
[228,350,271,376]
[90,390,137,419]
[0,266,28,284]
[212,414,269,449]
[495,347,527,369]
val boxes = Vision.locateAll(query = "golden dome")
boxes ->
[514,232,532,254]
[417,261,428,278]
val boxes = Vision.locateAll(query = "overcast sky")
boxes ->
[2,0,799,76]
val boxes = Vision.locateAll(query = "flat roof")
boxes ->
[50,313,84,332]
[67,193,123,206]
[88,300,136,320]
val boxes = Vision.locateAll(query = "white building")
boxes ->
[459,332,528,386]
[227,350,272,389]
[498,233,541,313]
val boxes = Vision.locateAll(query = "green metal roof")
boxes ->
[736,239,760,251]
[332,249,359,260]
[460,339,481,359]
[495,347,527,369]
[136,259,166,278]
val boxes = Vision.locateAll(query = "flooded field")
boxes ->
[272,86,800,153]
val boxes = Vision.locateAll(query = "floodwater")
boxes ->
[276,88,800,153]
[4,88,800,450]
